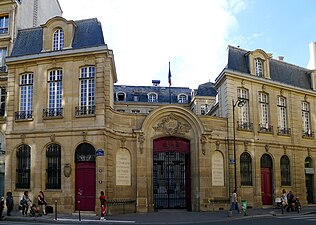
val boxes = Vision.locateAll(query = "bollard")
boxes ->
[54,200,57,220]
[78,201,81,221]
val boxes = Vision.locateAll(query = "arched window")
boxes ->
[280,155,291,186]
[16,145,31,189]
[178,94,187,103]
[75,143,95,163]
[255,58,264,77]
[117,92,126,101]
[46,144,61,189]
[148,93,158,102]
[53,29,64,50]
[261,154,273,168]
[240,152,252,186]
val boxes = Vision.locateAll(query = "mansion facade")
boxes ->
[0,10,316,215]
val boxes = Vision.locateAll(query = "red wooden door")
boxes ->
[75,162,96,211]
[261,168,272,205]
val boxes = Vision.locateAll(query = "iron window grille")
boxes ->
[43,108,63,118]
[16,145,31,189]
[240,152,252,186]
[46,144,61,189]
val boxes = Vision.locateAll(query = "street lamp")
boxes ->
[232,98,245,192]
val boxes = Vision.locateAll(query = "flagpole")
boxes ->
[168,62,171,104]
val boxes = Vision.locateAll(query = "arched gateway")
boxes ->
[153,137,191,210]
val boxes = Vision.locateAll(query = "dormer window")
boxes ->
[148,93,158,102]
[53,29,64,50]
[117,92,126,101]
[178,94,188,103]
[0,15,9,34]
[255,58,264,77]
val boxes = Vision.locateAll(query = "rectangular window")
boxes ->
[255,58,264,77]
[0,88,5,116]
[277,96,289,134]
[0,15,9,34]
[259,92,270,131]
[46,69,63,117]
[237,88,251,129]
[16,73,33,120]
[0,48,7,72]
[302,101,312,136]
[77,66,95,115]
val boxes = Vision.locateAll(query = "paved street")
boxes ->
[0,206,315,225]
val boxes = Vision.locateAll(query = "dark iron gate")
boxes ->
[153,152,186,209]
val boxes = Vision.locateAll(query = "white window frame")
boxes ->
[259,92,269,128]
[48,69,63,112]
[19,73,33,112]
[237,88,249,125]
[148,93,158,102]
[53,29,64,51]
[277,96,287,129]
[302,101,311,134]
[80,66,95,110]
[255,58,264,77]
[178,94,188,103]
[0,15,9,34]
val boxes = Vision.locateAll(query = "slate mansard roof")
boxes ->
[226,46,312,90]
[195,82,217,97]
[114,85,192,103]
[10,18,105,57]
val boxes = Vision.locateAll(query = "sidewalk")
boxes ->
[3,206,316,224]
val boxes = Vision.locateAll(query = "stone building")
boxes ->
[4,15,229,214]
[3,13,316,215]
[212,45,316,207]
[0,0,61,196]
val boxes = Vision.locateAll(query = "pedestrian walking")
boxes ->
[230,189,240,214]
[281,189,287,214]
[5,192,13,216]
[37,191,47,215]
[21,191,31,216]
[100,191,107,220]
[287,190,294,212]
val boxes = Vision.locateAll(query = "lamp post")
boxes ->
[232,98,245,192]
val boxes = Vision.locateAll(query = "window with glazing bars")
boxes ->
[255,58,264,77]
[18,73,33,119]
[53,29,64,50]
[277,96,287,130]
[16,145,30,189]
[79,66,95,115]
[47,69,63,117]
[302,101,311,134]
[0,15,9,34]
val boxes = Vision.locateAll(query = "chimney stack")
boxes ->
[277,56,284,61]
[308,42,316,70]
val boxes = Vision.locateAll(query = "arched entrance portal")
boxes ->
[75,143,96,211]
[261,154,273,205]
[153,137,191,210]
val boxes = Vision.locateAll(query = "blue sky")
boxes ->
[58,0,316,89]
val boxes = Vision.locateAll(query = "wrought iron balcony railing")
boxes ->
[43,108,63,118]
[15,111,32,120]
[75,106,95,116]
[237,121,253,130]
[259,123,273,133]
[277,127,291,135]
[302,130,314,138]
